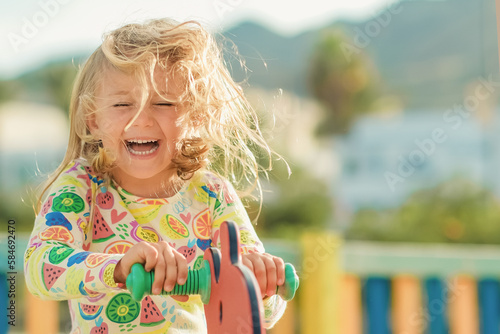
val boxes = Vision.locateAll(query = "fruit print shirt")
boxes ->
[24,158,286,333]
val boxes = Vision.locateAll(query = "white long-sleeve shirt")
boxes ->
[24,158,286,333]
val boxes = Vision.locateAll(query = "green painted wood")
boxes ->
[266,239,500,278]
[343,241,500,278]
[6,234,500,278]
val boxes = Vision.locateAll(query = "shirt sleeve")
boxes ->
[207,175,287,329]
[24,160,124,301]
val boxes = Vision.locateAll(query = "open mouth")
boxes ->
[125,139,160,155]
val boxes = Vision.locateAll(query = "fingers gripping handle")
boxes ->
[126,261,212,303]
[126,262,299,303]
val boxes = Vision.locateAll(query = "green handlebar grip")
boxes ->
[279,263,299,301]
[126,260,212,303]
[126,261,299,303]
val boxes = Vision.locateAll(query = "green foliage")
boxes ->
[0,60,77,109]
[0,190,37,233]
[308,30,379,135]
[253,165,333,239]
[0,79,20,103]
[346,178,500,244]
[18,62,77,112]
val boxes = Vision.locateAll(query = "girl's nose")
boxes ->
[129,107,154,128]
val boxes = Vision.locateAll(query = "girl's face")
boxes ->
[89,66,184,197]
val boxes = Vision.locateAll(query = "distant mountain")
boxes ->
[5,0,499,110]
[346,0,499,108]
[221,21,319,96]
[223,0,499,108]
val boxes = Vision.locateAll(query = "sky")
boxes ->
[0,0,396,78]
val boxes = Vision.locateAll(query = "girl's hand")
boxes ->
[242,253,285,298]
[114,241,188,301]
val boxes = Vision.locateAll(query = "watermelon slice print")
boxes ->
[140,296,166,327]
[78,303,103,320]
[93,207,115,243]
[42,263,66,290]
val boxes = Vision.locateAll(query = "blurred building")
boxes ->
[0,101,68,191]
[334,110,499,212]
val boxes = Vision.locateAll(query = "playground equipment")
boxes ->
[126,220,299,333]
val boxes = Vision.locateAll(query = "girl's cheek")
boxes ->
[96,113,116,131]
[99,113,127,131]
[100,136,118,150]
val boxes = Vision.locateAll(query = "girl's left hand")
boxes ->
[242,253,285,298]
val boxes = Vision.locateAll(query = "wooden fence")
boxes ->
[4,233,500,333]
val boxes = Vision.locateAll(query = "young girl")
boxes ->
[25,18,287,333]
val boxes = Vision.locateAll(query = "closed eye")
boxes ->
[113,103,132,107]
[155,102,174,107]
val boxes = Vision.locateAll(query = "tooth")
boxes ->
[126,142,159,155]
[125,139,158,147]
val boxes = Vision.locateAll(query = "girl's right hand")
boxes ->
[113,241,188,295]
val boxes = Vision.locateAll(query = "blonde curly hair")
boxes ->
[37,18,277,211]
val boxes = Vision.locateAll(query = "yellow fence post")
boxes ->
[301,232,341,334]
[25,287,59,334]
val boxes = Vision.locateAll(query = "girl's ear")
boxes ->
[87,114,99,135]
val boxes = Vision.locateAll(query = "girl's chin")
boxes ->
[113,169,169,185]
[111,148,175,181]
[114,162,174,181]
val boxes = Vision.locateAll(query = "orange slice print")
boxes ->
[137,198,169,205]
[193,209,211,240]
[40,226,74,243]
[104,240,134,254]
[84,253,110,268]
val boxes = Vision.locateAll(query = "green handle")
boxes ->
[279,263,300,301]
[126,261,299,303]
[126,260,212,303]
